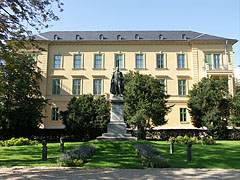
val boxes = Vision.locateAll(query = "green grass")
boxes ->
[1,140,240,169]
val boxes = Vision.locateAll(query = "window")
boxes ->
[159,79,166,92]
[205,54,212,70]
[115,54,123,68]
[157,54,165,68]
[136,54,144,68]
[182,34,186,40]
[76,35,81,40]
[72,79,81,95]
[214,54,220,69]
[52,107,59,121]
[180,108,187,122]
[159,34,163,40]
[74,55,82,68]
[135,34,140,40]
[54,35,58,40]
[52,79,60,95]
[94,54,103,68]
[93,79,102,95]
[117,35,121,40]
[178,79,187,95]
[99,34,104,40]
[54,55,62,69]
[177,54,186,68]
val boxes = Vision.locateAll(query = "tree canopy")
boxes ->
[0,0,63,53]
[187,77,231,139]
[0,54,48,137]
[123,71,171,139]
[60,95,110,141]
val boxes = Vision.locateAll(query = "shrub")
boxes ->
[57,145,95,167]
[0,137,38,147]
[133,144,169,168]
[168,136,216,145]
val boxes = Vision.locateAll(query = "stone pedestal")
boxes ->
[97,96,137,141]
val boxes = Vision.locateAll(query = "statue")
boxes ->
[110,67,124,96]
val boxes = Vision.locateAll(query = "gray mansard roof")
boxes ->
[34,30,238,43]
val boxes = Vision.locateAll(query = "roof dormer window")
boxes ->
[76,35,81,40]
[182,34,186,40]
[117,35,122,40]
[135,34,140,40]
[54,35,59,40]
[99,34,104,40]
[159,34,163,40]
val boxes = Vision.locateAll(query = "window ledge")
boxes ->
[134,68,147,70]
[180,122,189,124]
[176,68,189,70]
[92,68,105,70]
[113,68,128,71]
[52,68,65,70]
[155,68,169,70]
[72,68,85,70]
[178,95,188,97]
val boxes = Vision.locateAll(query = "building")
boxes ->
[32,31,237,129]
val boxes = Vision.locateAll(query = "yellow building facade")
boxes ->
[33,31,237,129]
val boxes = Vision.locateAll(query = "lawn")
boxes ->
[0,140,240,169]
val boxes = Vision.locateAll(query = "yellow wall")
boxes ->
[36,41,235,129]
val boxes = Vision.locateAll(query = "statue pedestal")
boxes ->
[97,96,137,141]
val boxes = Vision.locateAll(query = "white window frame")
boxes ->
[53,55,62,69]
[72,79,82,95]
[51,107,59,121]
[94,53,104,69]
[93,79,103,95]
[52,79,61,95]
[135,53,146,69]
[177,53,188,69]
[178,79,187,96]
[73,54,84,69]
[180,108,187,122]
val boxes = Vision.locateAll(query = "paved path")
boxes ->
[1,167,240,180]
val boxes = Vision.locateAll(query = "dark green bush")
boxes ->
[133,144,169,168]
[57,145,95,167]
[0,137,38,146]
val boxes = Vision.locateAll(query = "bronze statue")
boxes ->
[110,67,124,96]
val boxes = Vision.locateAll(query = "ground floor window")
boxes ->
[93,79,102,95]
[52,107,59,121]
[180,108,187,122]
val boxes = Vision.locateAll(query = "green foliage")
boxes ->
[0,54,48,136]
[0,137,38,147]
[60,94,110,140]
[57,145,95,167]
[133,143,169,168]
[231,91,240,127]
[168,136,216,145]
[124,71,171,139]
[188,77,231,139]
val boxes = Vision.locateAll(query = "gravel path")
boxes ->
[1,167,240,180]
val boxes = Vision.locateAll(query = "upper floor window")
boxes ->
[136,54,144,68]
[76,35,81,40]
[180,108,187,122]
[72,79,81,95]
[94,54,103,68]
[159,79,166,92]
[178,79,187,96]
[205,54,212,70]
[214,54,220,69]
[135,34,140,40]
[115,54,123,68]
[99,34,104,40]
[177,54,186,68]
[74,54,82,68]
[52,107,59,121]
[93,79,102,95]
[54,55,62,69]
[117,35,122,40]
[52,79,60,95]
[157,54,165,68]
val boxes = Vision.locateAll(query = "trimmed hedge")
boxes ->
[0,137,38,146]
[168,135,216,145]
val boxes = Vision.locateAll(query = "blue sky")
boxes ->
[42,0,240,68]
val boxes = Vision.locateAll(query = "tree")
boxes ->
[187,77,231,139]
[124,71,171,139]
[0,54,48,137]
[60,94,110,141]
[231,91,240,127]
[0,0,63,53]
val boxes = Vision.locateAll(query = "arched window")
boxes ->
[117,35,121,40]
[182,34,186,40]
[54,35,58,40]
[159,34,163,40]
[99,34,104,40]
[135,34,140,40]
[76,35,81,40]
